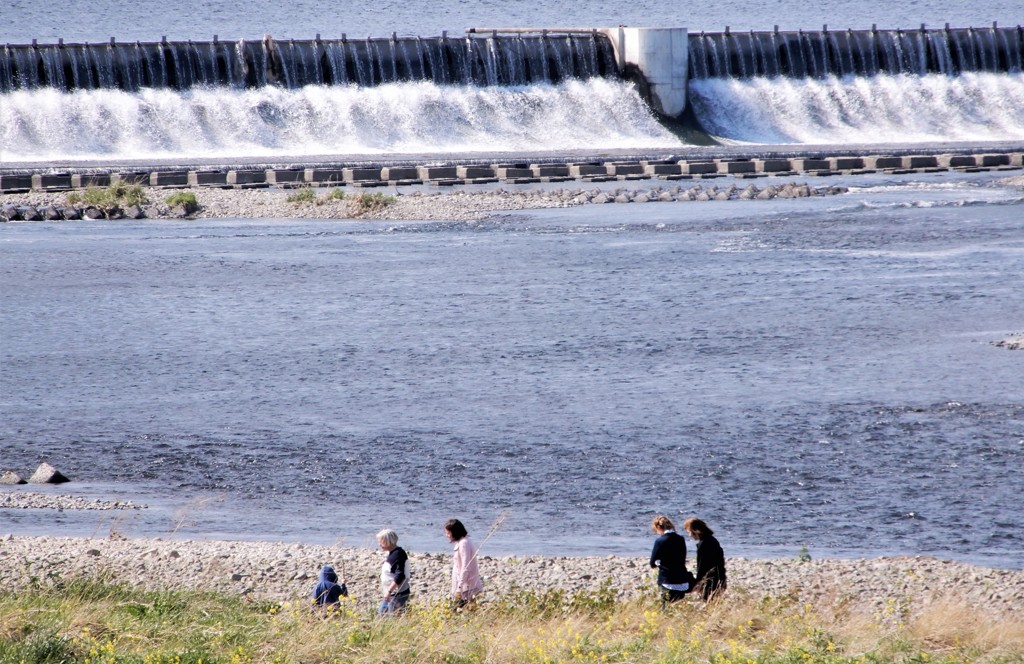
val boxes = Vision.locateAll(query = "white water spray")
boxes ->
[689,72,1024,144]
[0,79,680,162]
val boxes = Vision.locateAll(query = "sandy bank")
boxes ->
[1,535,1020,620]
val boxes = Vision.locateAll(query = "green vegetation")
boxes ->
[286,187,318,205]
[66,182,147,211]
[350,192,396,216]
[164,191,199,214]
[164,192,198,208]
[1,578,1019,663]
[286,187,349,207]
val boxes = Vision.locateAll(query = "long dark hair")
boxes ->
[683,517,714,538]
[445,518,468,541]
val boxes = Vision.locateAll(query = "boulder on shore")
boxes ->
[0,471,26,485]
[28,463,70,484]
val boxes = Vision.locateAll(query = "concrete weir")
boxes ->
[603,27,688,119]
[2,149,1022,195]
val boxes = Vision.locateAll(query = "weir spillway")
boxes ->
[2,26,1021,89]
[1,25,1021,117]
[688,25,1023,79]
[0,32,619,92]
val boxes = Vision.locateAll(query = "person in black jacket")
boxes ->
[311,564,348,610]
[376,528,411,615]
[683,517,727,601]
[649,515,692,604]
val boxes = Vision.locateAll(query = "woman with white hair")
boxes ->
[376,528,411,615]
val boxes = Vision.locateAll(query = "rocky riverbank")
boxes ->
[1,181,850,222]
[1,534,1020,620]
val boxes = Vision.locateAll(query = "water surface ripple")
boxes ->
[2,183,1022,565]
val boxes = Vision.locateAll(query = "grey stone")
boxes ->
[61,206,82,220]
[0,471,26,485]
[28,462,70,484]
[21,206,42,221]
[123,204,145,219]
[1,204,22,221]
[83,206,105,219]
[40,205,63,220]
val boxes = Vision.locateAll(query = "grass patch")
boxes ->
[350,192,396,216]
[286,187,317,205]
[286,187,348,207]
[165,192,199,209]
[0,580,1020,663]
[66,182,147,210]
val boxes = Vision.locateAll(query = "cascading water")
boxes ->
[688,26,1022,79]
[0,78,681,161]
[683,25,1024,144]
[0,33,617,92]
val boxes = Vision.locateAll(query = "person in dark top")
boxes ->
[649,515,692,604]
[684,517,727,601]
[312,564,348,609]
[376,528,411,615]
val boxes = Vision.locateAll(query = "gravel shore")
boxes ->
[1,180,850,222]
[2,533,1020,620]
[3,172,1022,223]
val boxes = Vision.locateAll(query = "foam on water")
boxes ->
[0,78,680,161]
[689,72,1024,144]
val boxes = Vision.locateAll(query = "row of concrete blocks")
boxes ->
[3,153,1022,193]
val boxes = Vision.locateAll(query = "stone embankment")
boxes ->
[0,534,1021,620]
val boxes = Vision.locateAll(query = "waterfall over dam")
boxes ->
[1,25,1022,161]
[688,26,1022,79]
[2,26,1021,95]
[0,32,618,93]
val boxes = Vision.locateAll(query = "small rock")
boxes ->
[123,204,146,220]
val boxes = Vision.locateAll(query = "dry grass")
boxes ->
[2,578,1022,663]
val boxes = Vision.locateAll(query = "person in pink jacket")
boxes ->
[445,518,484,607]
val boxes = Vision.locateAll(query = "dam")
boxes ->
[0,25,1022,165]
[2,26,1021,113]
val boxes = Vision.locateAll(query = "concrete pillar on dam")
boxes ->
[601,27,688,120]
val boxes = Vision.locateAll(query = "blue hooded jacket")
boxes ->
[313,565,348,605]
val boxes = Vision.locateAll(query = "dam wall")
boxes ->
[0,24,1020,123]
[0,32,618,92]
[689,25,1023,78]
